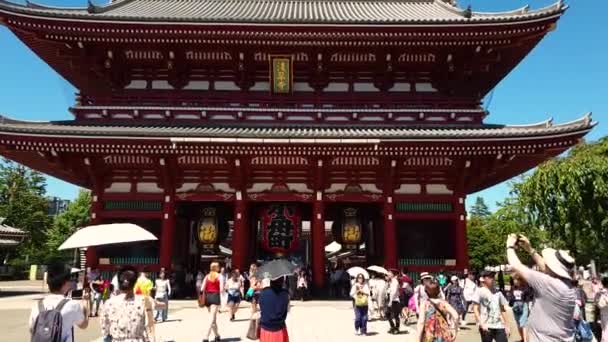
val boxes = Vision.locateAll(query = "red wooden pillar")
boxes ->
[383,159,398,269]
[231,191,249,271]
[159,187,176,270]
[455,195,468,270]
[86,182,104,269]
[311,193,326,290]
[383,196,397,269]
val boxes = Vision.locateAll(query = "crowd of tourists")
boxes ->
[28,233,608,342]
[340,234,603,342]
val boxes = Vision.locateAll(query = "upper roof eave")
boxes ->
[0,0,566,27]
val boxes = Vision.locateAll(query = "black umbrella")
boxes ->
[256,259,297,280]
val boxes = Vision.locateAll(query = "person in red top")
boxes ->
[401,269,413,286]
[201,262,224,342]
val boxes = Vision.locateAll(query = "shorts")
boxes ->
[228,293,241,304]
[512,302,529,327]
[205,292,221,307]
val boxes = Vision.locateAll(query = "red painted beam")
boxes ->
[246,192,313,202]
[323,193,384,203]
[175,192,235,202]
[104,193,164,201]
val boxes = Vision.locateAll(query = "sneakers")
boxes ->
[355,330,361,336]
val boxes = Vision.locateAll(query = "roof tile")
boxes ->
[0,0,565,24]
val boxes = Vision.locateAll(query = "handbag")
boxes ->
[198,292,206,307]
[246,318,260,340]
[575,319,593,342]
[246,287,255,301]
[355,293,369,307]
[198,276,207,308]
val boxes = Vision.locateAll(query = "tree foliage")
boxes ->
[516,138,608,268]
[467,138,608,271]
[467,190,550,271]
[45,190,91,261]
[469,196,491,218]
[0,159,52,263]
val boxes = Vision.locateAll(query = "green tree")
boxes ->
[0,159,52,263]
[469,196,491,218]
[467,187,551,271]
[516,137,608,268]
[45,190,91,261]
[467,216,502,271]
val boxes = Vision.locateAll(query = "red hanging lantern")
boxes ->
[260,203,301,255]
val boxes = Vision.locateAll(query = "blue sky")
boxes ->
[0,0,606,210]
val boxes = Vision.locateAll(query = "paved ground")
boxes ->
[1,291,524,342]
[0,279,48,297]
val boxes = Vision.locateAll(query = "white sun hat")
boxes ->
[541,248,575,280]
[420,272,433,280]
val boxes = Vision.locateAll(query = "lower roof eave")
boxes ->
[0,113,596,147]
[0,129,595,144]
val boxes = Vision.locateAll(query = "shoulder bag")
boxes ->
[198,276,207,308]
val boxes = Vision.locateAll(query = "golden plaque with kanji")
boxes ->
[270,55,293,94]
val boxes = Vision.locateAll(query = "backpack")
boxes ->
[421,300,456,342]
[31,298,71,342]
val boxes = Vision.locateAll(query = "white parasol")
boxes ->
[325,241,342,254]
[367,265,390,275]
[347,266,369,279]
[58,223,157,250]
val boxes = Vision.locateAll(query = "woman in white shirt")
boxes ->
[350,274,370,335]
[462,272,478,322]
[296,270,308,301]
[373,275,388,320]
[225,270,243,321]
[154,271,171,322]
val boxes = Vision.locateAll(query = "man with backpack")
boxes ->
[29,263,90,342]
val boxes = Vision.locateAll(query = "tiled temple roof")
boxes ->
[0,114,594,142]
[0,219,26,238]
[0,0,566,25]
